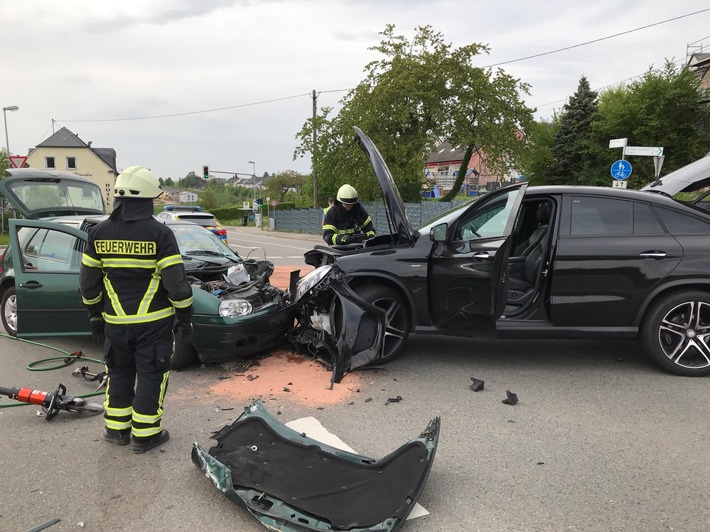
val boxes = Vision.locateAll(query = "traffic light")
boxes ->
[256,198,263,206]
[202,165,209,179]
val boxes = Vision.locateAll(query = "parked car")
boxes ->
[156,205,228,243]
[0,169,293,369]
[291,128,710,377]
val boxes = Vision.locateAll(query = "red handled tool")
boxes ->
[0,383,103,420]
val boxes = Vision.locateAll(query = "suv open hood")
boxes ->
[0,169,105,219]
[353,127,416,244]
[641,154,710,196]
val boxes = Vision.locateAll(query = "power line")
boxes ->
[534,55,689,110]
[484,8,710,68]
[57,92,312,123]
[54,10,709,125]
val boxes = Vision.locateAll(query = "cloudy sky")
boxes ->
[2,1,709,180]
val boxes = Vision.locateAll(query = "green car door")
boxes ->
[9,219,91,337]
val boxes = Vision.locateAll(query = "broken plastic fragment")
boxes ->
[470,378,484,392]
[502,390,519,405]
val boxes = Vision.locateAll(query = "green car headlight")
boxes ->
[219,299,254,317]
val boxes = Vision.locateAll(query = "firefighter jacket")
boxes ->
[79,199,193,326]
[322,202,375,245]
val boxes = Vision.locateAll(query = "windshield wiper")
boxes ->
[185,250,225,256]
[185,250,241,263]
[181,254,224,266]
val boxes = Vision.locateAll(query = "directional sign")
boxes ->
[610,159,632,180]
[8,155,27,168]
[609,138,628,148]
[625,146,663,157]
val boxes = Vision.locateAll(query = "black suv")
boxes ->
[293,128,710,377]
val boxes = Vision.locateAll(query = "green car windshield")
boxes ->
[170,224,238,259]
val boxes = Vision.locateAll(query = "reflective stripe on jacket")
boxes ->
[322,202,375,245]
[80,218,193,325]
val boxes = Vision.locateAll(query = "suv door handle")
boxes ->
[472,252,490,260]
[639,251,667,259]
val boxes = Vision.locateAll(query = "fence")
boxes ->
[272,199,470,235]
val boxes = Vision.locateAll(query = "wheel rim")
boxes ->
[369,295,408,358]
[3,294,17,334]
[657,300,710,370]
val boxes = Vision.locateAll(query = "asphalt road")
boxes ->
[1,228,709,531]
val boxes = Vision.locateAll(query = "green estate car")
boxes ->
[0,169,294,369]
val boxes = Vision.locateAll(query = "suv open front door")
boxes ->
[9,219,90,337]
[428,184,527,336]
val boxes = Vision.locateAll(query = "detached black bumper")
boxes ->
[192,400,440,531]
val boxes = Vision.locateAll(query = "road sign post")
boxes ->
[611,159,632,181]
[653,155,665,179]
[608,138,628,149]
[624,146,663,157]
[8,155,27,168]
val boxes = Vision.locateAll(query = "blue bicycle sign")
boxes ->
[610,160,632,180]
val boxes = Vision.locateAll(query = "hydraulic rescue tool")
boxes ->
[0,383,104,420]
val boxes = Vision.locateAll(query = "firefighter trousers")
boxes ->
[102,319,173,441]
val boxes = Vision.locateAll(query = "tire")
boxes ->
[1,286,18,337]
[356,284,411,364]
[641,290,710,377]
[172,329,198,370]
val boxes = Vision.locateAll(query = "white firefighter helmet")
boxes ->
[114,166,163,199]
[337,184,358,205]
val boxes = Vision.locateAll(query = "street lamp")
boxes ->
[3,105,19,155]
[248,160,256,203]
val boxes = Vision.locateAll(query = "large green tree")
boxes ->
[546,76,602,185]
[594,60,710,188]
[295,25,534,203]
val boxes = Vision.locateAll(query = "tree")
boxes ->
[0,148,8,177]
[295,25,534,203]
[594,61,710,188]
[546,76,602,185]
[180,171,204,189]
[518,117,559,185]
[263,170,308,202]
[198,188,218,211]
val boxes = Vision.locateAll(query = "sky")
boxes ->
[2,0,709,180]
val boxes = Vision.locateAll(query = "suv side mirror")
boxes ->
[430,222,448,242]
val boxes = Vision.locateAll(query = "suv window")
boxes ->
[454,188,519,240]
[633,202,666,235]
[654,206,710,235]
[571,196,631,236]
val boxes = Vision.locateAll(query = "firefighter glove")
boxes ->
[336,234,351,245]
[174,320,193,345]
[90,316,105,343]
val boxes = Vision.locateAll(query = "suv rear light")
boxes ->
[0,253,3,274]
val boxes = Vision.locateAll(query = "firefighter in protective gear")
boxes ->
[322,184,375,245]
[79,166,193,453]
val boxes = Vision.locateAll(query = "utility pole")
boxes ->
[312,89,318,208]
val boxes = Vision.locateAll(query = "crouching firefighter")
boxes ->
[322,184,376,246]
[79,166,193,454]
